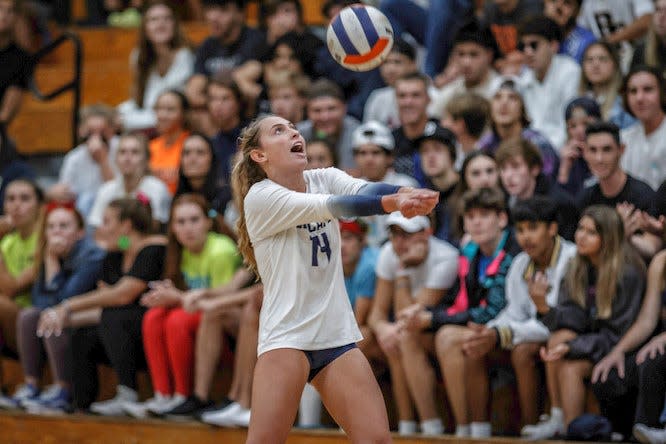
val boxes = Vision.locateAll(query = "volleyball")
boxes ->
[326,4,394,72]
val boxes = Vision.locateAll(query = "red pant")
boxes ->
[142,307,201,396]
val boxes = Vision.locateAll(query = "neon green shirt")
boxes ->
[181,233,241,289]
[0,231,37,308]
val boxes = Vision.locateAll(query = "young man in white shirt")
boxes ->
[518,15,581,149]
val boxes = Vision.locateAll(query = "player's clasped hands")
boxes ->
[396,188,439,218]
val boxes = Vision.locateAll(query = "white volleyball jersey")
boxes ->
[245,168,367,356]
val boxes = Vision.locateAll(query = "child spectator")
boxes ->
[0,179,43,357]
[632,0,666,76]
[440,92,490,170]
[544,0,596,63]
[305,138,336,170]
[368,211,459,435]
[117,0,194,132]
[398,186,519,438]
[2,203,105,413]
[36,197,166,414]
[579,42,637,129]
[122,194,240,418]
[88,133,171,232]
[533,205,646,438]
[149,90,191,194]
[266,71,309,125]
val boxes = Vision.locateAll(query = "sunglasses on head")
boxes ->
[517,40,540,52]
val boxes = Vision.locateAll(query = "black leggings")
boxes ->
[69,305,147,409]
[635,351,666,427]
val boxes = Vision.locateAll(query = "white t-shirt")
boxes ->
[375,236,459,294]
[620,118,666,190]
[245,168,367,355]
[578,0,654,39]
[87,175,172,227]
[429,70,500,120]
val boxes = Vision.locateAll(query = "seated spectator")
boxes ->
[620,66,666,190]
[352,121,418,247]
[460,197,576,438]
[417,123,460,244]
[117,0,194,132]
[380,0,474,78]
[544,0,596,63]
[481,0,543,75]
[557,97,601,197]
[48,105,119,217]
[398,186,519,439]
[430,18,500,120]
[368,211,459,436]
[305,138,336,170]
[185,0,267,119]
[518,15,581,149]
[0,179,43,357]
[579,42,637,129]
[364,38,418,129]
[122,194,240,418]
[578,0,654,68]
[297,79,360,171]
[496,137,579,240]
[88,133,171,232]
[0,0,33,128]
[35,197,166,415]
[266,71,309,125]
[440,92,490,170]
[532,205,646,439]
[149,90,191,194]
[578,121,662,259]
[477,78,560,180]
[1,203,105,413]
[0,125,34,213]
[632,0,666,77]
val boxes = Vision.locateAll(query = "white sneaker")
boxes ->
[148,394,187,417]
[90,385,137,416]
[122,393,170,419]
[521,414,565,440]
[0,384,39,409]
[634,423,666,444]
[201,402,250,427]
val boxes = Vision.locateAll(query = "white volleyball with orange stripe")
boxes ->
[326,4,394,72]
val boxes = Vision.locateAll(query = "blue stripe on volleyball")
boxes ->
[352,6,379,46]
[332,14,359,56]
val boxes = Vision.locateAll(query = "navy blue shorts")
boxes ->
[303,343,357,382]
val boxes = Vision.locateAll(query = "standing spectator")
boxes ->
[36,198,166,415]
[631,0,666,77]
[0,0,32,129]
[544,0,596,63]
[5,204,105,413]
[149,90,191,195]
[48,105,119,217]
[430,19,500,120]
[117,0,194,132]
[477,78,560,180]
[363,38,418,129]
[0,179,43,357]
[518,15,581,149]
[88,133,171,231]
[620,66,666,190]
[533,205,646,438]
[440,92,490,170]
[297,79,360,171]
[579,42,637,129]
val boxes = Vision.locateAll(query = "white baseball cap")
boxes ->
[386,212,430,233]
[352,121,395,151]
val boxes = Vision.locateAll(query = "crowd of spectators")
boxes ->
[2,0,666,442]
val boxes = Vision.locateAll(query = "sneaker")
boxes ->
[521,414,565,440]
[89,385,137,416]
[0,384,39,409]
[148,393,187,417]
[195,397,233,421]
[201,402,251,427]
[122,392,171,419]
[634,423,666,444]
[163,396,214,420]
[24,387,72,415]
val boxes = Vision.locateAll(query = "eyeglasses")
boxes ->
[517,40,541,52]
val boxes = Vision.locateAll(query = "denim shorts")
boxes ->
[303,343,357,382]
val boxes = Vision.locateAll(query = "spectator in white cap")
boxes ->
[352,121,418,247]
[368,211,458,436]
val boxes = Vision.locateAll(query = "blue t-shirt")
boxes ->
[344,247,379,309]
[559,26,596,63]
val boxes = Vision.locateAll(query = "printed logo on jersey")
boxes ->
[297,220,333,267]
